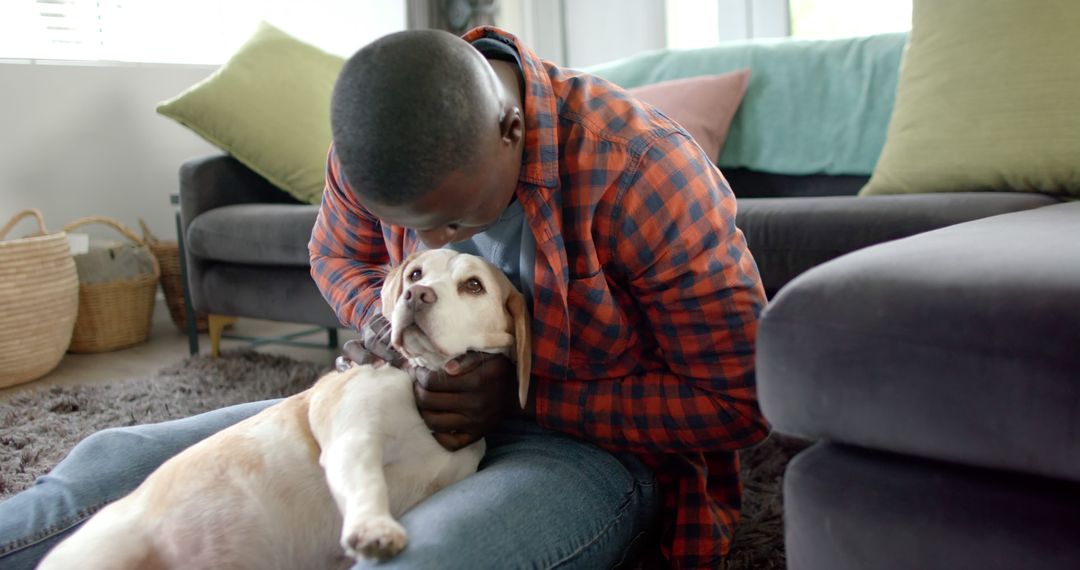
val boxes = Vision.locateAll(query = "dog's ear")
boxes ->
[380,252,418,318]
[505,291,532,409]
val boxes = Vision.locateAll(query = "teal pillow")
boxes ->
[157,22,343,204]
[588,33,907,176]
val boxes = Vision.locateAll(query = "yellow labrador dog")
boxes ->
[38,249,531,570]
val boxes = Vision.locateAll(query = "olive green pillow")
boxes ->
[157,22,343,204]
[861,0,1080,198]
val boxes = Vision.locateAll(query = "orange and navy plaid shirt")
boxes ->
[309,27,769,568]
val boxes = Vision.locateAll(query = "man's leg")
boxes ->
[0,399,279,570]
[354,418,660,570]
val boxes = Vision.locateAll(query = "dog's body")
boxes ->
[38,250,530,570]
[40,366,480,570]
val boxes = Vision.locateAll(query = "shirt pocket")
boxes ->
[566,270,633,368]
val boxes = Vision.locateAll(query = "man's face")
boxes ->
[360,127,520,249]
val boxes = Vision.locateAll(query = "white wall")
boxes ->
[0,62,218,242]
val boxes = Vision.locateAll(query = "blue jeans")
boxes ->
[0,400,658,569]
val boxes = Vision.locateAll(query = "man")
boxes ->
[312,27,769,568]
[0,27,766,570]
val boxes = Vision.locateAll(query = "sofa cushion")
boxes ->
[157,22,342,205]
[735,192,1059,297]
[187,204,318,266]
[757,202,1080,482]
[192,264,340,328]
[785,442,1080,570]
[861,0,1080,198]
[627,69,750,162]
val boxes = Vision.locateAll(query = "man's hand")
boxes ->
[336,312,407,371]
[413,352,520,451]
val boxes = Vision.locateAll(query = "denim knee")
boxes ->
[0,401,279,569]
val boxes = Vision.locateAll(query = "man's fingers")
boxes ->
[362,314,393,343]
[360,314,401,362]
[341,339,382,366]
[419,409,473,433]
[414,383,481,413]
[413,366,480,392]
[357,351,381,365]
[365,340,399,363]
[443,352,490,376]
[341,339,367,362]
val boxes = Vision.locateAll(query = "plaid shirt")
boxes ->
[309,27,769,568]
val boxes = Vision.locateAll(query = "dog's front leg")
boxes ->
[322,433,408,561]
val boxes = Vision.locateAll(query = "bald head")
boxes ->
[331,30,503,206]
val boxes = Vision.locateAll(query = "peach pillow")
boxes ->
[629,68,751,162]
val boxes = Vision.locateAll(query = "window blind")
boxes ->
[0,0,407,65]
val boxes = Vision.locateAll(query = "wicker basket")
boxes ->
[139,220,208,333]
[0,209,79,388]
[63,217,161,353]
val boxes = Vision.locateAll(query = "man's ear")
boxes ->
[499,105,524,147]
[505,290,531,409]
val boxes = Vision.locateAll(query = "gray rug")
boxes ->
[0,350,808,568]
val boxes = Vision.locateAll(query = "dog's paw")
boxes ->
[341,515,408,561]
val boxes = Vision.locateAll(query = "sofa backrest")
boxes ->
[722,168,870,199]
[587,33,908,180]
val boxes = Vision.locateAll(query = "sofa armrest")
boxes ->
[736,192,1061,297]
[179,153,305,231]
[757,201,1080,482]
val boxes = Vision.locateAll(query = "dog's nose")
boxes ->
[404,285,438,310]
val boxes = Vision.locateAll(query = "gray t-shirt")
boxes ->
[446,198,536,311]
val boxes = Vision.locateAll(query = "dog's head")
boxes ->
[380,249,531,408]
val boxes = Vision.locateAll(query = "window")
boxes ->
[0,0,406,65]
[789,0,911,39]
[664,0,790,49]
[666,0,721,49]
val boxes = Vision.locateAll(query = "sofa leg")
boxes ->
[208,314,238,358]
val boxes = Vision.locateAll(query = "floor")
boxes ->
[0,299,358,401]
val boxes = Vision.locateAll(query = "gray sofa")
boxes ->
[758,201,1080,569]
[178,155,338,355]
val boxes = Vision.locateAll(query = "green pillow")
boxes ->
[861,0,1080,198]
[157,22,343,204]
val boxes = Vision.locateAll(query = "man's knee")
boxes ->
[69,426,176,470]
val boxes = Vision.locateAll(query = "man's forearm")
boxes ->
[533,370,769,455]
[309,255,389,331]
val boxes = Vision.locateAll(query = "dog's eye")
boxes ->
[461,277,485,295]
[408,268,423,282]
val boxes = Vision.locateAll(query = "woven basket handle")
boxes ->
[1,209,49,240]
[137,218,159,244]
[62,216,161,275]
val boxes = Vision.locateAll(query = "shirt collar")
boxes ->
[463,26,560,189]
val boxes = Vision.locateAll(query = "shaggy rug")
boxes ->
[0,351,809,568]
